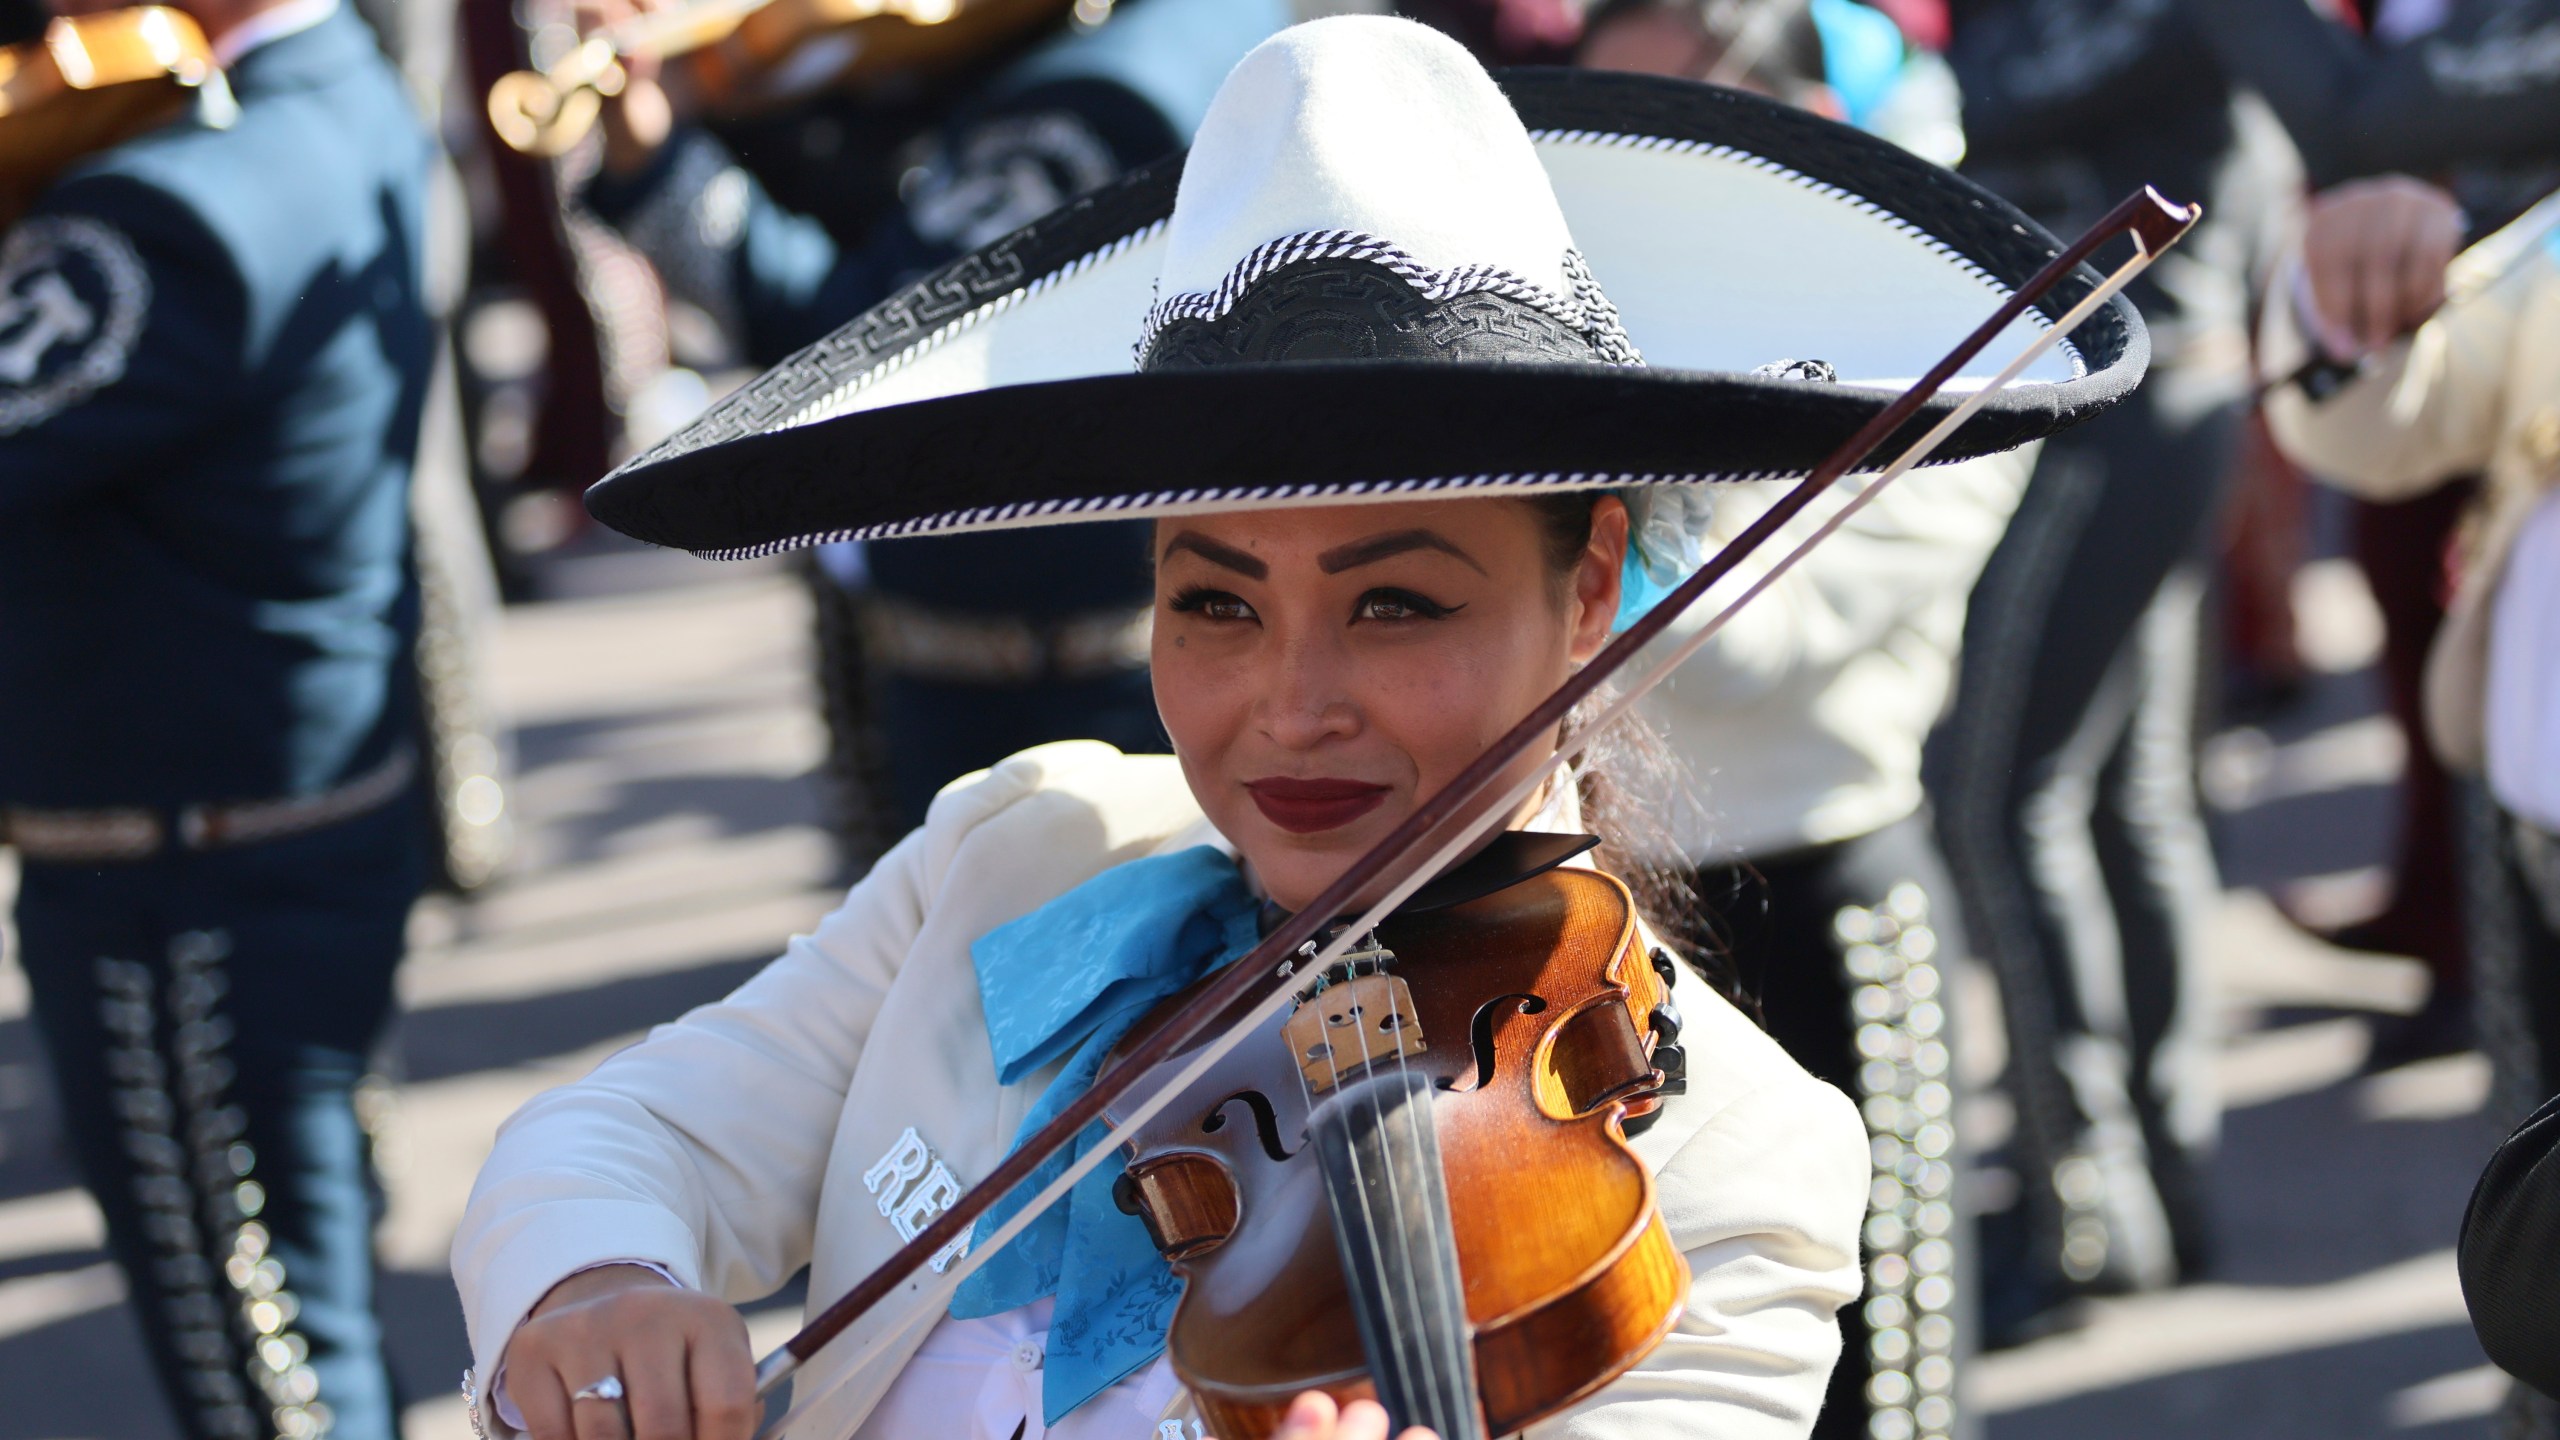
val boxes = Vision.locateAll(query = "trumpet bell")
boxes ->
[486,67,607,157]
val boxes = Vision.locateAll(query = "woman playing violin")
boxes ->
[454,16,2151,1440]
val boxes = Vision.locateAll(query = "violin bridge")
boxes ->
[1286,973,1427,1093]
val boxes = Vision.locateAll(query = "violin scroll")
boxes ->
[2,7,220,231]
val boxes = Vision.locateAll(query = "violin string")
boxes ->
[1382,932,1464,1424]
[1349,955,1439,1423]
[1300,952,1425,1418]
[1238,263,2164,1430]
[1196,247,2165,1044]
[1359,932,1449,1425]
[750,241,2166,1413]
[1386,955,1469,1422]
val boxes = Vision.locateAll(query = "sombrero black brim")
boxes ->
[596,360,2108,558]
[589,69,2147,559]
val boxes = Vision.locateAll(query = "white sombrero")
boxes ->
[585,16,2145,559]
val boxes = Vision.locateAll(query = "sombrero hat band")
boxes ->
[1136,232,1642,369]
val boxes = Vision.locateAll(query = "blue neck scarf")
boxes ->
[950,845,1260,1422]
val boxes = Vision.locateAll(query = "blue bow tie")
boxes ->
[950,845,1261,1422]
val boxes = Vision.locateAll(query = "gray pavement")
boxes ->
[0,537,2524,1438]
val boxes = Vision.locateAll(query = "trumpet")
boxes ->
[485,0,1092,157]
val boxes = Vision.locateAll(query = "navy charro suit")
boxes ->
[0,7,429,1437]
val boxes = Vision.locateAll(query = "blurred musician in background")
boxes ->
[2177,0,2560,1069]
[558,0,1285,861]
[0,0,434,1435]
[1933,0,2299,1343]
[1582,7,2009,1439]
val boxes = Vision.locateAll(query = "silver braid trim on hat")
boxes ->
[100,932,331,1440]
[691,470,1757,561]
[1835,885,1959,1440]
[1132,232,1644,368]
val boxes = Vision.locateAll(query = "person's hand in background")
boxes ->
[2301,175,2465,357]
[573,0,677,176]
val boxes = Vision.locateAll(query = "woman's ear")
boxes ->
[1571,496,1630,664]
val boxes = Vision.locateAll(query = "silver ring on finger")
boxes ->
[571,1376,626,1404]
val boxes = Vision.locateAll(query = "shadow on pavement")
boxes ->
[1989,1322,2495,1439]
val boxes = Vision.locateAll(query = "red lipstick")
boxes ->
[1245,777,1392,834]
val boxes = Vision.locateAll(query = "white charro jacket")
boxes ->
[2262,213,2560,771]
[1640,449,2034,862]
[452,742,1867,1440]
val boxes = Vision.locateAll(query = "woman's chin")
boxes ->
[1245,814,1410,918]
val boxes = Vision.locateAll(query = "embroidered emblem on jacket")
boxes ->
[863,1125,972,1272]
[0,215,151,434]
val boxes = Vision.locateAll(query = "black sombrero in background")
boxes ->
[585,16,2146,561]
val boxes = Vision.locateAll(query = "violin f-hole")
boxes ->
[1200,1090,1297,1163]
[1442,993,1547,1093]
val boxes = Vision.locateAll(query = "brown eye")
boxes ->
[1355,588,1459,623]
[1169,586,1256,623]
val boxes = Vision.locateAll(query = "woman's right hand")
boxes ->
[500,1264,759,1440]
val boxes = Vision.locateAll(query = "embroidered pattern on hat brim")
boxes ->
[1132,233,1643,368]
[628,124,2101,560]
[761,126,2071,445]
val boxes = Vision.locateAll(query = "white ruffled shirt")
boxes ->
[853,1298,1188,1440]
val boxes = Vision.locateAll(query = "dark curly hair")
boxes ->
[1523,493,1755,1018]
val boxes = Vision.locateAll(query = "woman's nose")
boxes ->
[1256,636,1359,750]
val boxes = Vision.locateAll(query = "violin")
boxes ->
[1106,848,1686,1440]
[0,6,218,230]
[486,0,1085,157]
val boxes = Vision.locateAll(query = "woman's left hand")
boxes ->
[1225,1392,1438,1440]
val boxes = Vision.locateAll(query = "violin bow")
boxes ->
[748,185,2200,1428]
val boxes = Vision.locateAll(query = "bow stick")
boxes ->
[749,185,2200,1423]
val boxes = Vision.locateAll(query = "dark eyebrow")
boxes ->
[1318,529,1488,576]
[1160,530,1268,579]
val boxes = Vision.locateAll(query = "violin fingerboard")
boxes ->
[1305,1070,1488,1440]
